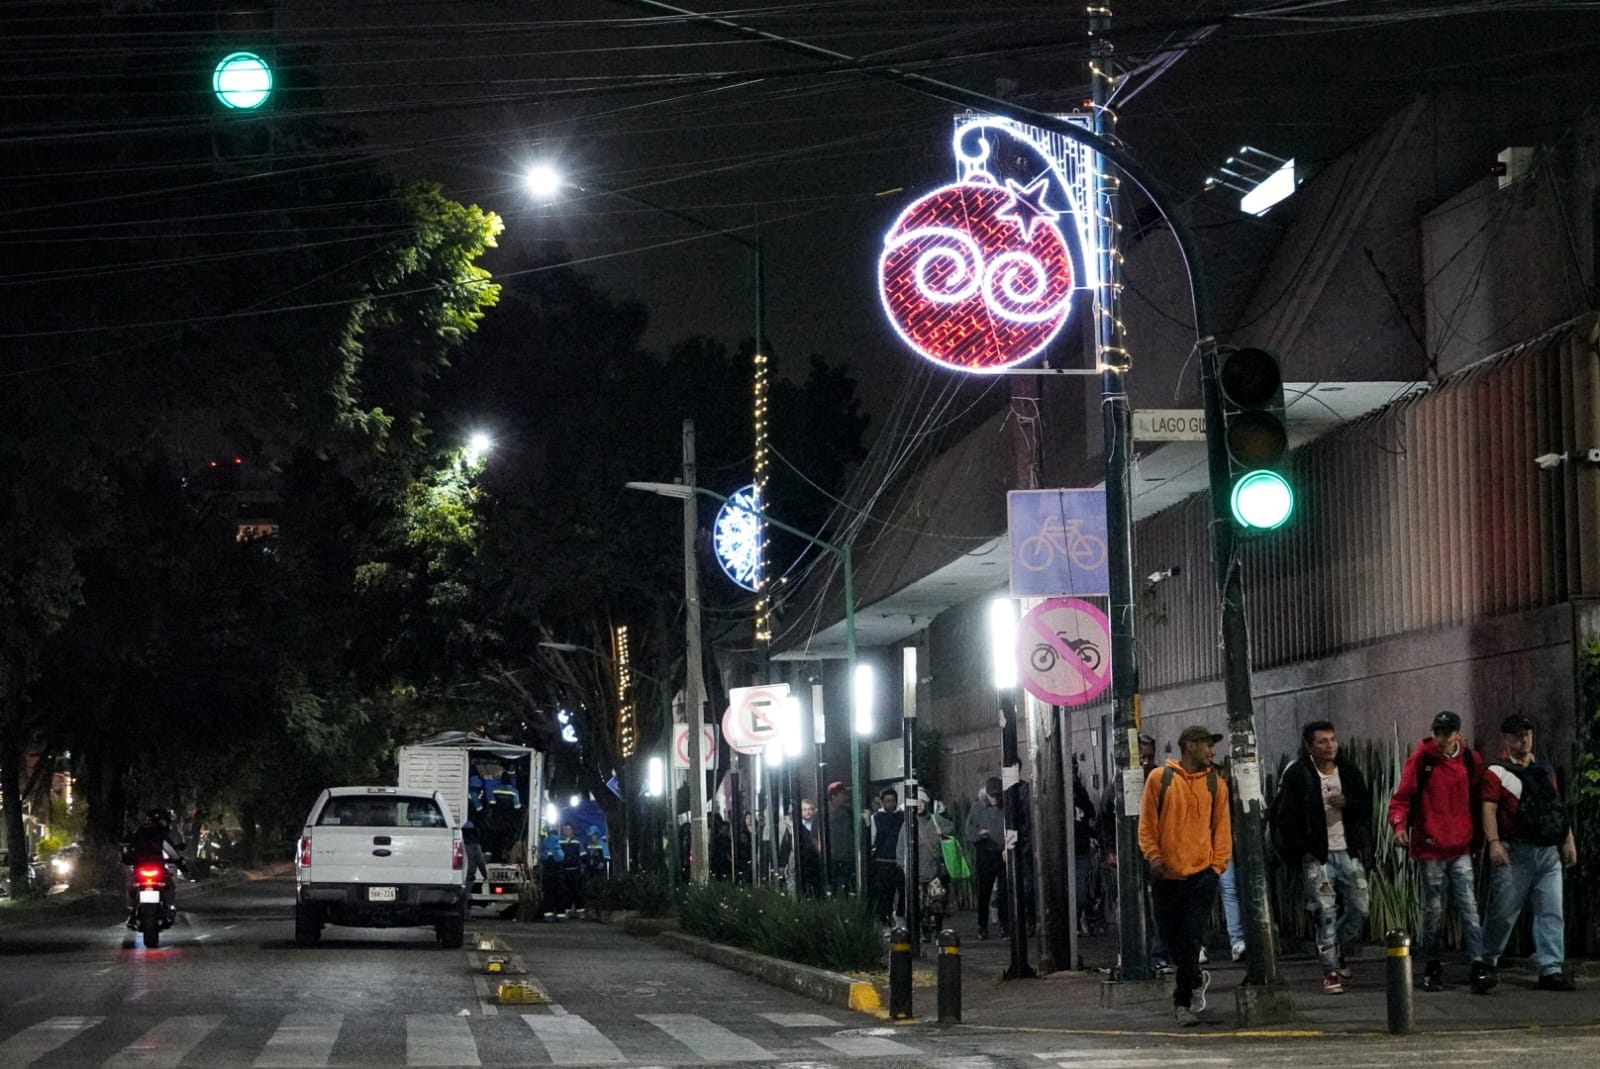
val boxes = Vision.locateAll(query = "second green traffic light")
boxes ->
[1218,347,1294,531]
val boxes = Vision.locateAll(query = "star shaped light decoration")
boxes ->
[997,177,1060,240]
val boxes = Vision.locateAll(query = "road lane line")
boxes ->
[405,1014,480,1067]
[105,1015,222,1068]
[253,1013,341,1068]
[815,1035,923,1057]
[640,1014,776,1063]
[0,1017,102,1067]
[471,976,500,1017]
[1038,1060,1232,1068]
[522,1014,628,1065]
[759,1013,842,1028]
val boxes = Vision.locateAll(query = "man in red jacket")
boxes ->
[1387,710,1489,992]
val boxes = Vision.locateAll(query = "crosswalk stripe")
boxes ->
[757,1013,842,1028]
[104,1015,222,1068]
[521,1014,628,1065]
[253,1013,341,1068]
[405,1014,480,1068]
[815,1035,922,1058]
[640,1013,776,1063]
[0,1017,102,1068]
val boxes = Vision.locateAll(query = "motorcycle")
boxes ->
[126,857,178,948]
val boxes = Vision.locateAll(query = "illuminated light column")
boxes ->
[613,625,635,759]
[752,346,771,656]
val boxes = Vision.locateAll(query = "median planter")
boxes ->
[658,930,882,1013]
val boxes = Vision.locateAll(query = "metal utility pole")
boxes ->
[999,687,1036,979]
[683,419,711,885]
[811,680,829,891]
[901,646,920,955]
[1088,1,1150,984]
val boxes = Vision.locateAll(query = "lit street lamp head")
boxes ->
[625,480,694,500]
[525,163,565,201]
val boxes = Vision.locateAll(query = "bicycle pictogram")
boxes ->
[1017,516,1108,573]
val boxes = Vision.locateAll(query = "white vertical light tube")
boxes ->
[989,598,1018,690]
[853,664,875,736]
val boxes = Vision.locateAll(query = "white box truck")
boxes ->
[396,730,543,915]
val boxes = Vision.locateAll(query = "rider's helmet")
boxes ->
[148,808,174,827]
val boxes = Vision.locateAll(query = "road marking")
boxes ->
[522,1013,628,1065]
[405,1014,480,1067]
[471,976,500,1017]
[759,1014,842,1028]
[815,1035,923,1057]
[0,1016,102,1067]
[1035,1058,1232,1068]
[105,1015,222,1068]
[548,1003,571,1016]
[641,1014,776,1062]
[254,1013,341,1068]
[924,1058,1000,1069]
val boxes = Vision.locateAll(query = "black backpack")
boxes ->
[1497,762,1568,846]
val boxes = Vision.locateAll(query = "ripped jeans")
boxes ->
[1300,850,1370,971]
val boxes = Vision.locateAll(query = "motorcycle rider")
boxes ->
[124,809,188,924]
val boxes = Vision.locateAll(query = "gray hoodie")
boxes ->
[964,789,1005,852]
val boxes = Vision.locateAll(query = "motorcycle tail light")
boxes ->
[452,839,464,870]
[136,865,163,885]
[298,836,312,868]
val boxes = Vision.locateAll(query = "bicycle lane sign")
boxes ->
[1017,597,1112,707]
[1006,489,1109,597]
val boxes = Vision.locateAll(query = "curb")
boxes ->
[656,931,882,1014]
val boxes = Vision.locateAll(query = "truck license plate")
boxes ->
[368,886,397,902]
[138,890,161,904]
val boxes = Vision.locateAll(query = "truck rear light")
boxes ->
[298,835,312,867]
[452,839,464,870]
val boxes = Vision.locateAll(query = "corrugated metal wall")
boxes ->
[1135,323,1591,690]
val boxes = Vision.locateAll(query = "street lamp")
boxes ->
[624,479,864,895]
[987,596,1034,979]
[465,432,492,466]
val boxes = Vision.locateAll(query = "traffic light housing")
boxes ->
[1218,346,1294,531]
[210,2,275,161]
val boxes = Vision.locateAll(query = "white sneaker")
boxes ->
[1174,1004,1200,1027]
[1191,969,1212,1013]
[1198,947,1209,964]
[1231,940,1246,962]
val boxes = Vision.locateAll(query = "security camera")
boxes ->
[1534,453,1565,470]
[1587,449,1600,464]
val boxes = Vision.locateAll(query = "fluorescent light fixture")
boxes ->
[901,646,918,720]
[784,696,803,758]
[989,597,1018,689]
[1240,159,1296,217]
[853,664,875,735]
[646,756,664,798]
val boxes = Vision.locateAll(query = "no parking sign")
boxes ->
[1017,598,1112,707]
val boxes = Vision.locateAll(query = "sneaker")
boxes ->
[1537,972,1576,991]
[1152,957,1173,974]
[1174,1004,1200,1027]
[1230,940,1246,962]
[1323,971,1345,995]
[1191,969,1212,1013]
[1471,965,1497,995]
[1420,961,1443,992]
[1198,947,1209,964]
[1336,954,1353,979]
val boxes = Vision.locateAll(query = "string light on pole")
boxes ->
[613,624,636,759]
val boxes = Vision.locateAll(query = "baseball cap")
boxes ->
[1178,725,1224,746]
[984,776,1003,798]
[1500,713,1534,734]
[826,780,847,794]
[1431,710,1462,734]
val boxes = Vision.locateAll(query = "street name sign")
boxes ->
[1132,409,1207,441]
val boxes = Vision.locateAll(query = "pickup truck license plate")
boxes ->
[368,886,397,902]
[138,889,161,904]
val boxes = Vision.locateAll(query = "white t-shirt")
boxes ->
[1320,766,1346,852]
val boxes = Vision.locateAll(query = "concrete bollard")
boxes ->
[889,926,914,1020]
[937,928,961,1023]
[1386,929,1413,1035]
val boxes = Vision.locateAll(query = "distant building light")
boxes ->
[1239,159,1296,217]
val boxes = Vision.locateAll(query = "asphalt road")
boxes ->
[3,876,1599,1068]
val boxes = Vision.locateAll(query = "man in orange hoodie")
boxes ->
[1138,725,1232,1027]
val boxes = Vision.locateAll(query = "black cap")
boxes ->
[1178,725,1225,746]
[984,776,1003,798]
[1500,713,1534,734]
[1432,710,1462,733]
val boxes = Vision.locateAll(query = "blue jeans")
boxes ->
[1300,850,1369,969]
[1482,842,1565,975]
[1218,858,1244,946]
[1420,854,1484,963]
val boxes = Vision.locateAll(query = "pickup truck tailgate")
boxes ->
[306,826,457,885]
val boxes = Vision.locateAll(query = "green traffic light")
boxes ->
[1231,469,1294,530]
[213,51,272,110]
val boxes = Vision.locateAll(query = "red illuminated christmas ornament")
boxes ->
[879,175,1075,372]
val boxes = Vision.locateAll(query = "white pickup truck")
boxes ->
[293,786,468,948]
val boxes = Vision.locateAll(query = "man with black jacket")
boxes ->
[1272,720,1372,995]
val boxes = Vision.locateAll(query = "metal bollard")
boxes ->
[1385,929,1413,1035]
[889,926,914,1020]
[936,928,962,1023]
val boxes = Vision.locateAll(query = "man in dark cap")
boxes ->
[1138,725,1231,1027]
[826,781,855,895]
[1388,710,1490,992]
[1476,714,1579,993]
[964,776,1009,939]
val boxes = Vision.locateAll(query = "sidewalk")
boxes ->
[896,917,1600,1036]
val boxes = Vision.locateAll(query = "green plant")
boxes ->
[585,871,677,917]
[678,883,884,973]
